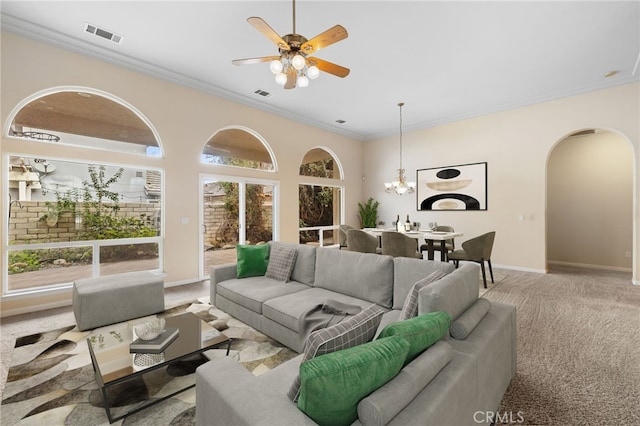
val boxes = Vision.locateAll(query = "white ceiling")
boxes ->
[2,1,639,141]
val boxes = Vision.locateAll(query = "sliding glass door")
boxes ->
[200,175,276,278]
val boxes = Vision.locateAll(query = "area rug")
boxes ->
[1,299,297,425]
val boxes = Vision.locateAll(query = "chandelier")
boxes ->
[384,102,416,195]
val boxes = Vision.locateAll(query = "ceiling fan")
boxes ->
[232,0,349,89]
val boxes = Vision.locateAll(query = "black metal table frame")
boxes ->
[88,336,231,423]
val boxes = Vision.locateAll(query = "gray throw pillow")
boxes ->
[265,244,297,282]
[287,303,385,402]
[450,298,491,339]
[399,271,447,321]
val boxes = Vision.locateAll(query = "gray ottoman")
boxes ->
[73,271,165,331]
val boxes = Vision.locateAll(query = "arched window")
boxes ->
[7,88,162,156]
[4,88,163,296]
[201,127,275,171]
[298,147,344,247]
[299,147,342,179]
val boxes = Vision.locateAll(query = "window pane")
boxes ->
[245,183,273,245]
[300,148,339,179]
[8,156,161,243]
[99,243,159,275]
[299,185,341,246]
[7,246,93,291]
[202,128,273,170]
[9,91,160,156]
[203,180,239,274]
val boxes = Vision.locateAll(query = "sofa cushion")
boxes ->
[217,277,309,314]
[269,241,317,285]
[377,311,451,365]
[263,287,375,333]
[265,244,297,282]
[418,263,480,321]
[236,244,269,278]
[450,297,491,340]
[314,248,394,308]
[297,335,410,426]
[392,257,455,310]
[357,340,453,426]
[399,270,448,320]
[288,304,385,401]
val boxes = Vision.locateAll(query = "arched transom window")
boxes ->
[299,147,342,179]
[202,127,275,171]
[8,89,162,156]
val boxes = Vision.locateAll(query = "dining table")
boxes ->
[363,228,463,261]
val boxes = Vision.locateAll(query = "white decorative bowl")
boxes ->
[133,318,165,340]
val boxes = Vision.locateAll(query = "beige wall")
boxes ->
[0,32,364,315]
[364,83,639,281]
[548,131,633,269]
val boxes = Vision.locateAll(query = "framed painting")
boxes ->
[417,162,487,211]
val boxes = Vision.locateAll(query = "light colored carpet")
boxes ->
[482,265,640,425]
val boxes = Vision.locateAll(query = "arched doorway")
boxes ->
[547,129,634,272]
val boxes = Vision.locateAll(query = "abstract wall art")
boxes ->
[417,162,487,211]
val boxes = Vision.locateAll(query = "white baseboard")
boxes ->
[491,264,547,274]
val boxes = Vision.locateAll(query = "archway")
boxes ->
[546,128,634,272]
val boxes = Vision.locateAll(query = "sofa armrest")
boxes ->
[196,358,317,426]
[209,263,237,305]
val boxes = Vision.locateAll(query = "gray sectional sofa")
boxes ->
[197,241,516,425]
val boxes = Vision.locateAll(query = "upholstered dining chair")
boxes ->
[338,224,355,249]
[420,225,456,261]
[381,231,422,259]
[447,231,496,288]
[346,229,379,254]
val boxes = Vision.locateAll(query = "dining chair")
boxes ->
[346,229,379,254]
[338,224,355,249]
[381,231,422,259]
[420,225,456,261]
[447,231,495,288]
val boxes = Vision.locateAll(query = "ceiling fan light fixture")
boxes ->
[291,54,306,70]
[270,59,283,74]
[275,72,287,85]
[297,75,309,87]
[307,65,320,79]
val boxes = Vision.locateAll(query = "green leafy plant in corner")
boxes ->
[358,197,380,228]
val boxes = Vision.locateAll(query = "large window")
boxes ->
[5,156,162,294]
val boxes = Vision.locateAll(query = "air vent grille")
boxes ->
[85,23,123,44]
[254,89,271,97]
[335,119,346,124]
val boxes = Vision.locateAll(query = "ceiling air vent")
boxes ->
[254,89,271,97]
[85,23,123,44]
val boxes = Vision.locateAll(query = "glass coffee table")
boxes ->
[87,312,230,423]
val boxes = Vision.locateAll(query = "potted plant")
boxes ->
[358,197,379,229]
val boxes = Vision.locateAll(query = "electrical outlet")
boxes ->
[625,251,632,258]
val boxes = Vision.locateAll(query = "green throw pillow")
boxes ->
[377,311,451,365]
[297,335,410,426]
[236,244,269,278]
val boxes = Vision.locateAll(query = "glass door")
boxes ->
[200,176,277,278]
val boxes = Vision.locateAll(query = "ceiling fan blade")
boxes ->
[285,68,297,89]
[300,25,348,55]
[308,57,350,78]
[247,17,290,51]
[232,56,281,66]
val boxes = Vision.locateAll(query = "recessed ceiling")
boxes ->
[1,1,638,141]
